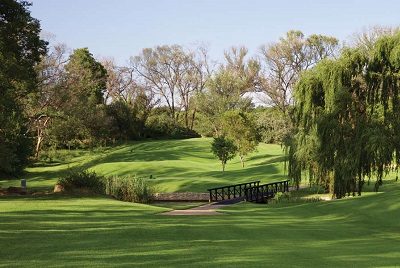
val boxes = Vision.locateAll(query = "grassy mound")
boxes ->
[1,138,289,193]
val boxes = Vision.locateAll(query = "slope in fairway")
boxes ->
[1,138,288,192]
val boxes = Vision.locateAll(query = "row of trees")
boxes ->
[1,0,343,178]
[5,1,398,199]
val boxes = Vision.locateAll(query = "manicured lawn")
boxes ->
[1,138,399,267]
[1,138,289,193]
[1,178,399,267]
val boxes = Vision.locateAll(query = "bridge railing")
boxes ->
[207,181,260,202]
[244,180,290,203]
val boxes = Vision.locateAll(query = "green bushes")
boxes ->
[104,176,155,204]
[57,170,154,203]
[57,170,105,193]
[271,191,321,205]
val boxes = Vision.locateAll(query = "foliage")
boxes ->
[211,136,237,171]
[65,47,107,104]
[255,106,291,144]
[1,139,289,193]
[259,30,339,115]
[270,191,321,205]
[0,0,47,176]
[130,45,207,129]
[145,107,200,139]
[57,169,105,193]
[43,48,111,149]
[106,100,139,140]
[221,110,260,167]
[195,47,258,136]
[104,175,155,203]
[288,30,400,198]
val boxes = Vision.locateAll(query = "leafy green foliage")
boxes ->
[221,110,260,167]
[195,48,257,136]
[57,169,105,193]
[211,136,237,171]
[0,0,47,176]
[46,48,111,149]
[260,30,339,115]
[104,175,155,203]
[271,191,321,205]
[145,107,200,139]
[256,107,291,144]
[65,48,107,104]
[288,30,400,198]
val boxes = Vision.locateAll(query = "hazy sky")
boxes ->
[30,0,400,65]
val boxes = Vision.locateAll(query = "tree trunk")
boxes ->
[34,133,43,160]
[190,108,196,130]
[34,116,50,161]
[240,155,245,168]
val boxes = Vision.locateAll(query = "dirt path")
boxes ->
[160,197,244,216]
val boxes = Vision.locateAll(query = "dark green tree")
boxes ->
[47,47,109,149]
[65,47,107,104]
[211,136,237,172]
[0,0,47,176]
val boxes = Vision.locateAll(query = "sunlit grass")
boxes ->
[1,178,399,267]
[1,138,400,266]
[1,138,288,193]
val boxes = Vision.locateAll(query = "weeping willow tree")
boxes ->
[287,31,400,198]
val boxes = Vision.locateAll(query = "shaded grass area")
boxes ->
[0,178,399,267]
[0,139,288,193]
[1,139,399,266]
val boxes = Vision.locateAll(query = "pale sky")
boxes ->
[30,0,400,65]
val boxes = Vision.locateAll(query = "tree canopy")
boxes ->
[0,0,47,176]
[287,30,400,198]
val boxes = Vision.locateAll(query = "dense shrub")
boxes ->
[57,169,105,193]
[104,175,154,203]
[271,191,321,205]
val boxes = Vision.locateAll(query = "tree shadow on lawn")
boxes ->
[160,164,288,192]
[247,153,284,163]
[97,140,214,164]
[2,184,400,268]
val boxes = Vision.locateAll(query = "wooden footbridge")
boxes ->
[207,180,290,203]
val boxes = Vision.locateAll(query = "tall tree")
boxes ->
[196,46,258,136]
[130,45,207,129]
[30,43,70,159]
[47,48,109,149]
[288,30,400,198]
[259,30,339,115]
[65,48,107,105]
[0,0,47,175]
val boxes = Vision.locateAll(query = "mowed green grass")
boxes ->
[1,179,399,267]
[1,138,288,192]
[1,138,399,267]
